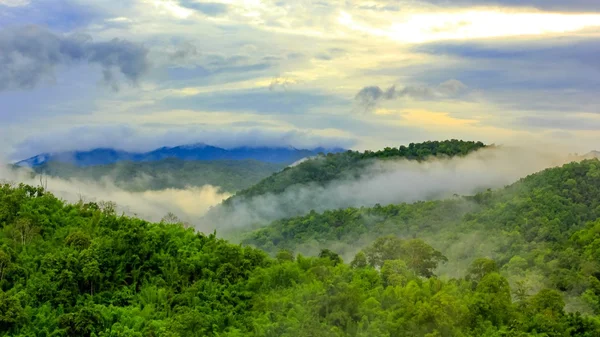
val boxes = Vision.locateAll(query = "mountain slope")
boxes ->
[1,181,599,336]
[200,140,487,228]
[26,158,285,192]
[225,140,486,202]
[236,158,600,254]
[17,144,346,167]
[232,159,600,311]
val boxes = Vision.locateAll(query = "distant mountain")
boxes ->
[16,144,346,167]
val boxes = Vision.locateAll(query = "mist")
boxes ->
[203,146,577,232]
[0,145,582,233]
[0,164,231,223]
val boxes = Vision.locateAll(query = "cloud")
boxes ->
[0,0,113,31]
[409,38,600,113]
[0,25,149,92]
[11,125,357,160]
[419,0,600,12]
[202,145,576,231]
[0,164,231,223]
[0,0,29,6]
[162,89,350,115]
[169,42,199,64]
[179,1,228,16]
[268,77,300,91]
[314,48,346,61]
[355,79,469,110]
[519,115,600,131]
[416,39,600,69]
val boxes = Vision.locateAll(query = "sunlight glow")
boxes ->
[339,10,600,43]
[150,0,194,19]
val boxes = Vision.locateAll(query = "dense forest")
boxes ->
[233,159,600,319]
[0,181,598,336]
[225,140,486,202]
[23,159,284,193]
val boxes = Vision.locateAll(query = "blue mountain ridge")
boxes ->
[16,144,347,167]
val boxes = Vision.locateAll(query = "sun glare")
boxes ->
[339,10,600,43]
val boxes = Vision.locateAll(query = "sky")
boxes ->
[2,0,600,160]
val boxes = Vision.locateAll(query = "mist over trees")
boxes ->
[0,181,599,336]
[26,158,284,193]
[1,140,600,336]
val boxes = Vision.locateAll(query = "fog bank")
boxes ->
[203,146,577,231]
[0,165,231,223]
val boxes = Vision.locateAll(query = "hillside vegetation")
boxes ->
[235,159,600,315]
[25,159,284,193]
[0,182,598,336]
[223,139,486,204]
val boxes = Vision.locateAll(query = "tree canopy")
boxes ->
[225,140,487,202]
[0,180,598,336]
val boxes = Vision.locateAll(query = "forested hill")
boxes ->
[24,158,285,193]
[224,139,486,203]
[234,159,600,317]
[237,158,600,254]
[1,183,599,336]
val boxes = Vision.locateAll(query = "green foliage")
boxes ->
[232,158,600,333]
[2,154,600,335]
[226,140,486,202]
[0,182,271,336]
[361,236,447,277]
[26,158,285,193]
[468,258,499,282]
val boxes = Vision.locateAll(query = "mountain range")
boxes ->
[16,144,346,167]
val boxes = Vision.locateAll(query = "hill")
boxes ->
[232,159,600,314]
[0,182,598,336]
[24,158,285,193]
[16,144,346,167]
[201,140,488,228]
[225,140,487,202]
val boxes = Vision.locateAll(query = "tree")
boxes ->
[8,218,39,246]
[472,273,513,326]
[0,250,10,281]
[363,235,405,268]
[350,251,367,269]
[319,249,342,266]
[467,258,499,283]
[161,212,181,225]
[402,239,447,278]
[0,291,24,330]
[381,259,413,287]
[276,249,295,262]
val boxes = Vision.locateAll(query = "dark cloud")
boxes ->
[179,1,228,16]
[418,0,600,12]
[415,39,600,67]
[313,48,346,61]
[0,25,149,92]
[314,53,332,61]
[355,80,469,109]
[287,52,304,60]
[355,85,396,109]
[169,42,199,64]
